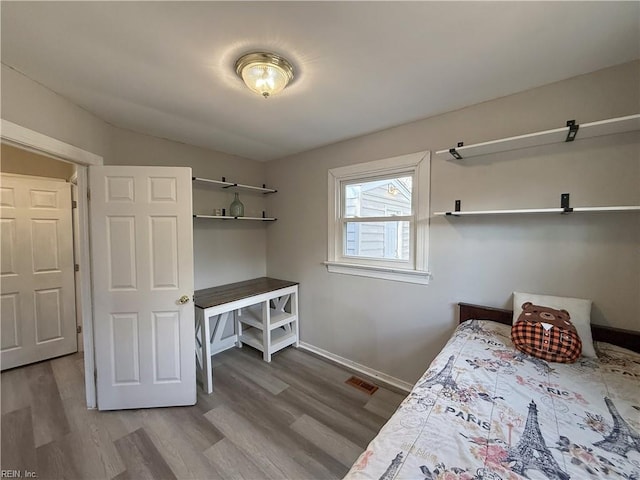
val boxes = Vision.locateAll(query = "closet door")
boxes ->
[1,175,77,370]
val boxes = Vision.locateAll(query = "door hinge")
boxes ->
[75,264,80,272]
[87,189,91,200]
[72,200,78,209]
[77,325,82,334]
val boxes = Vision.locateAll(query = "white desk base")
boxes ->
[195,284,298,394]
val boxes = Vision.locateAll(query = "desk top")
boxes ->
[194,277,298,309]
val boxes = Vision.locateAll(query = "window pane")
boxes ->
[344,176,412,218]
[344,221,410,260]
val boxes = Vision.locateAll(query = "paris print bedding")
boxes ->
[344,320,640,480]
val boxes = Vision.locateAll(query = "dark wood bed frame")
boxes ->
[459,302,640,353]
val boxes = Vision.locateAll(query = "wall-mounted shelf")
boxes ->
[193,176,277,194]
[434,195,640,216]
[192,176,277,221]
[193,214,276,221]
[434,206,640,217]
[435,114,640,160]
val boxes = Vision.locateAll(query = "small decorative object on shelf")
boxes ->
[229,192,244,217]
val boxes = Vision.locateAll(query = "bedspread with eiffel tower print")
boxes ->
[344,320,640,480]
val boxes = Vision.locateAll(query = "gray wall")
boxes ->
[109,127,268,289]
[1,64,268,289]
[1,64,111,159]
[265,61,640,384]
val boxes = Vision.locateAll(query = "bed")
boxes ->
[345,303,640,480]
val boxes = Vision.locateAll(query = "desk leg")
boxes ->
[235,309,243,348]
[202,310,213,394]
[292,288,299,347]
[262,301,271,362]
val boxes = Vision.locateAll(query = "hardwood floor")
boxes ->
[1,346,405,479]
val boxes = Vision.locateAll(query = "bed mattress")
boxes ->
[345,320,640,480]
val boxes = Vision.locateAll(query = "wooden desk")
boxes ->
[194,277,299,393]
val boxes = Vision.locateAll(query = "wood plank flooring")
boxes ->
[1,346,405,479]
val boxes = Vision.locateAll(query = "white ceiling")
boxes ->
[2,2,639,161]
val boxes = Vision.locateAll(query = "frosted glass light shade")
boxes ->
[235,52,294,98]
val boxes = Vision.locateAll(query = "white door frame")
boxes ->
[1,119,103,408]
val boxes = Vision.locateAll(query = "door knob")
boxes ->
[178,295,190,305]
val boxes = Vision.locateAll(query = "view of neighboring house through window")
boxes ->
[344,175,412,261]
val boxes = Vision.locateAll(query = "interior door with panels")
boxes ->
[90,166,195,410]
[1,175,77,370]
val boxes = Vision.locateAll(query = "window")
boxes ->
[326,151,430,284]
[343,175,412,261]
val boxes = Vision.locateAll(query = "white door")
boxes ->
[1,175,77,370]
[90,166,195,410]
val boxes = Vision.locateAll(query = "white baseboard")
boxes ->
[298,342,413,393]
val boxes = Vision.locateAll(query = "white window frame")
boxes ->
[326,150,431,285]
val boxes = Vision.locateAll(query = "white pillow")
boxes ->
[512,292,595,357]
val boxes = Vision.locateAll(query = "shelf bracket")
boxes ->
[565,120,579,142]
[561,193,573,213]
[449,142,464,160]
[446,199,461,216]
[220,176,239,189]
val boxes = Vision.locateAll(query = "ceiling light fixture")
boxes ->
[235,52,294,98]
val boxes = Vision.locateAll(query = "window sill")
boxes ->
[324,261,431,285]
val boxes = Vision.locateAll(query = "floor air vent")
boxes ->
[345,376,379,395]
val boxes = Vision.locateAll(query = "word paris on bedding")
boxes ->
[345,319,639,480]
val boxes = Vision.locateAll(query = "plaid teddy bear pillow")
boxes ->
[511,302,582,363]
